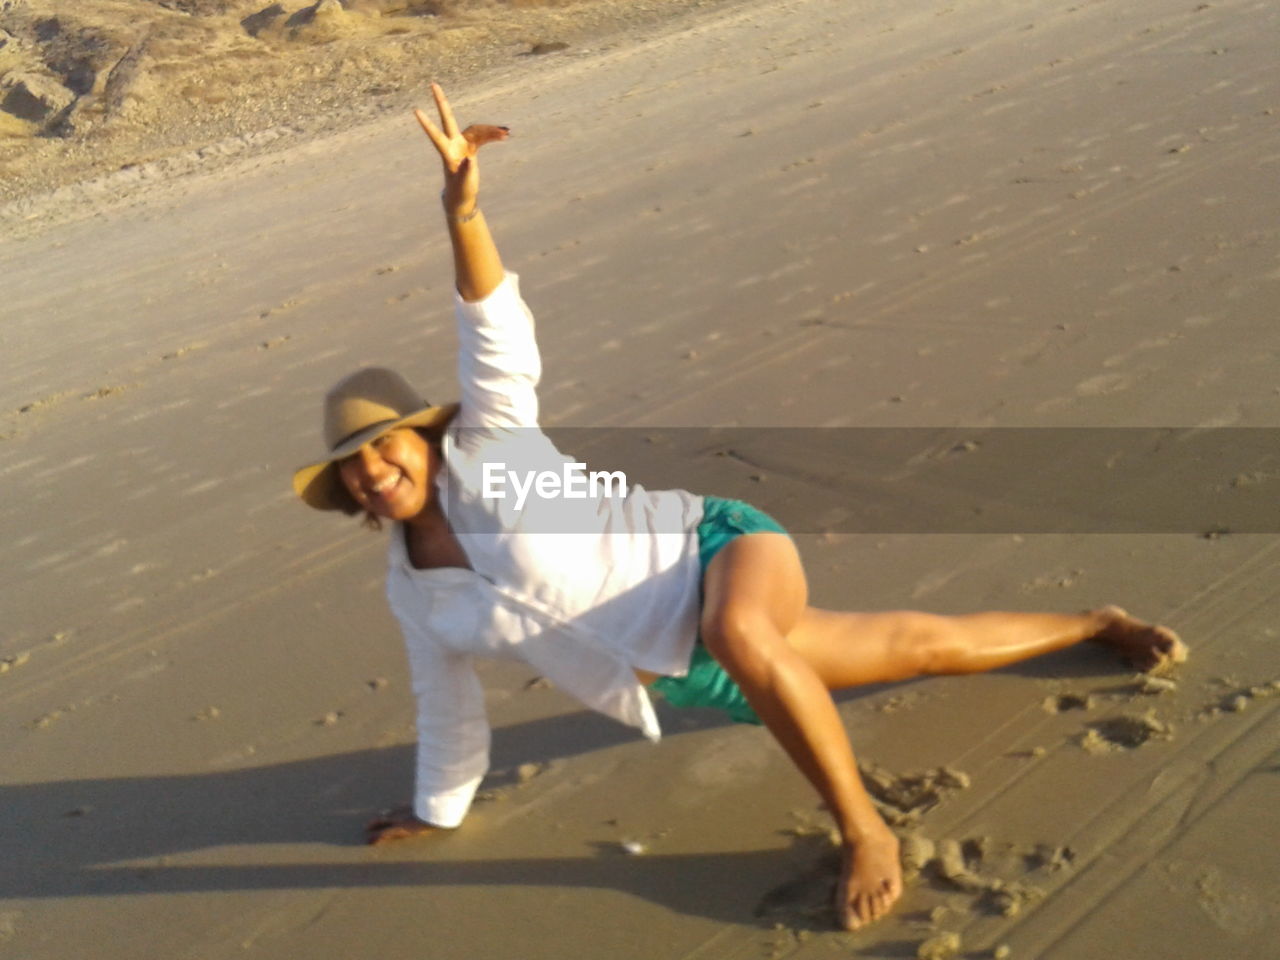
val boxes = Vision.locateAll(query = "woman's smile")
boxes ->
[339,428,435,521]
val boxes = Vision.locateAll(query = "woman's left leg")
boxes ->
[698,532,902,931]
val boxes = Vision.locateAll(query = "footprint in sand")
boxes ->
[1079,711,1173,752]
[1043,692,1094,713]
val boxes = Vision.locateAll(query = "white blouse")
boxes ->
[385,273,704,828]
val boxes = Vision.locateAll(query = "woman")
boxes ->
[293,84,1186,930]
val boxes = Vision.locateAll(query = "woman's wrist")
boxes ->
[445,205,482,224]
[441,188,478,221]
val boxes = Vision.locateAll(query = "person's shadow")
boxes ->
[1,703,850,928]
[2,643,1128,931]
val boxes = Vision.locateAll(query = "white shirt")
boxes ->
[385,274,704,828]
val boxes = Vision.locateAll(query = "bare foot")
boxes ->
[836,829,902,930]
[1091,605,1188,674]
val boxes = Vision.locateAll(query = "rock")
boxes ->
[287,0,350,32]
[103,39,151,119]
[241,3,286,37]
[1,72,75,123]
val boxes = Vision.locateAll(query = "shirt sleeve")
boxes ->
[454,272,542,430]
[397,621,491,828]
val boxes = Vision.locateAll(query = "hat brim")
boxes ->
[292,402,460,512]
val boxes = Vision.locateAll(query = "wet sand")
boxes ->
[3,0,1279,957]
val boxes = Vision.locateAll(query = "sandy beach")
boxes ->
[3,0,1279,957]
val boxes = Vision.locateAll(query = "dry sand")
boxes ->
[3,0,1280,957]
[0,0,737,208]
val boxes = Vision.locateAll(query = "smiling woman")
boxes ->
[338,428,436,522]
[289,84,1187,932]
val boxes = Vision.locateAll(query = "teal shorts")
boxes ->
[650,496,788,725]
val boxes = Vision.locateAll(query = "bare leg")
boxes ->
[787,605,1186,689]
[699,535,1186,931]
[700,533,902,931]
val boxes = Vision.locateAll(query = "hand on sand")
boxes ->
[366,804,438,845]
[837,828,902,930]
[414,82,509,216]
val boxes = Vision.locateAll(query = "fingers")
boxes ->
[365,812,400,831]
[367,820,432,845]
[432,82,460,138]
[365,805,420,843]
[414,107,446,153]
[367,825,408,846]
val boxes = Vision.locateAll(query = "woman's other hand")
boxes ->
[414,83,509,218]
[365,804,439,845]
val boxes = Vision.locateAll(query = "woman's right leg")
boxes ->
[786,606,1185,691]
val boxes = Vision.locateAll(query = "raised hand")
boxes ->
[414,83,509,217]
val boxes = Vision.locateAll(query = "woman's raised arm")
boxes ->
[414,83,508,302]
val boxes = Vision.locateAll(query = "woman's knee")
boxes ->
[700,604,781,678]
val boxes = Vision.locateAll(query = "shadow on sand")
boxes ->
[3,645,1130,928]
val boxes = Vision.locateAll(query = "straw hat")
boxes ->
[292,367,458,512]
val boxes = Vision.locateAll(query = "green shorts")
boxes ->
[650,496,788,725]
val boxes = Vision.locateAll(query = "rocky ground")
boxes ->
[0,0,732,209]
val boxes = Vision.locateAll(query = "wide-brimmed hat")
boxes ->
[292,367,459,512]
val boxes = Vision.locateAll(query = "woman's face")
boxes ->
[338,428,439,522]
